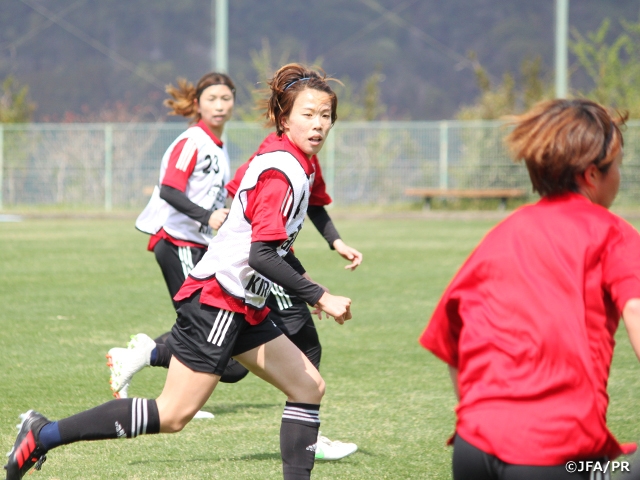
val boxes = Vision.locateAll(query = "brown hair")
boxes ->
[164,72,236,124]
[504,99,627,197]
[260,63,338,136]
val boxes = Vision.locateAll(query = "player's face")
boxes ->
[196,84,234,138]
[594,150,622,209]
[282,88,333,158]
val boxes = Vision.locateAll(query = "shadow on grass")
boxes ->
[203,402,279,415]
[129,450,369,467]
[129,452,281,466]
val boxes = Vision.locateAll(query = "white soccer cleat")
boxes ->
[193,410,215,419]
[106,334,156,395]
[314,434,358,461]
[114,382,129,399]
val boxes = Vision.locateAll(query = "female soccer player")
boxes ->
[107,73,360,459]
[420,99,640,480]
[107,71,237,401]
[220,146,362,460]
[5,63,352,480]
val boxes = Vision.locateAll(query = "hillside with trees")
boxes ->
[1,0,639,122]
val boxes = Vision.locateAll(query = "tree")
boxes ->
[570,18,640,116]
[233,38,387,122]
[0,75,35,122]
[456,53,552,120]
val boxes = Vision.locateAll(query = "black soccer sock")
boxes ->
[220,358,250,383]
[150,344,172,368]
[53,398,160,447]
[280,402,320,480]
[153,331,171,345]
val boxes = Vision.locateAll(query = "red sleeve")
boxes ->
[161,138,197,192]
[244,169,292,243]
[227,158,252,198]
[309,156,332,207]
[419,251,483,367]
[602,219,640,311]
[419,288,462,368]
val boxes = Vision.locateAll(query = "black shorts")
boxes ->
[153,239,207,306]
[267,284,312,336]
[452,434,611,480]
[165,291,283,375]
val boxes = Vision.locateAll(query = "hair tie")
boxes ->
[284,77,311,91]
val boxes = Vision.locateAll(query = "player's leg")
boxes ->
[153,239,205,307]
[6,292,228,478]
[452,434,601,480]
[267,288,322,370]
[219,358,250,383]
[286,314,322,370]
[4,360,217,479]
[235,334,324,480]
[269,289,357,461]
[451,434,499,480]
[286,314,357,460]
[155,356,219,432]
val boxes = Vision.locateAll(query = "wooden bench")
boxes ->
[404,188,527,210]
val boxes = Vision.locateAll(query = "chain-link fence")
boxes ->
[2,120,640,210]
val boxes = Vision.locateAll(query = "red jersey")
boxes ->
[226,132,332,207]
[420,193,640,465]
[136,120,230,250]
[175,133,316,325]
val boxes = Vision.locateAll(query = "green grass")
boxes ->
[1,216,640,479]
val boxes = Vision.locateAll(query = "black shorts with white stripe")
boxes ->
[165,290,283,375]
[153,238,207,306]
[267,284,313,336]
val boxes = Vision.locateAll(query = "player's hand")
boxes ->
[315,292,352,325]
[208,208,229,230]
[310,305,323,320]
[332,239,363,271]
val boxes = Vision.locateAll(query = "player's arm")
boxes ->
[160,138,229,229]
[248,242,351,324]
[307,205,340,248]
[307,205,363,270]
[160,185,212,224]
[623,298,640,361]
[283,247,330,320]
[247,169,351,323]
[160,186,229,230]
[250,242,322,305]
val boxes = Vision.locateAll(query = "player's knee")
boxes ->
[293,374,325,404]
[157,402,194,433]
[317,377,326,400]
[159,414,190,433]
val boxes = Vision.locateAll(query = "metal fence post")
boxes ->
[104,124,113,211]
[325,126,336,205]
[439,121,449,189]
[0,124,4,210]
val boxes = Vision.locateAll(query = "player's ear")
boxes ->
[575,163,604,202]
[582,163,601,188]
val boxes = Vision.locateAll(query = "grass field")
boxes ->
[2,216,640,479]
